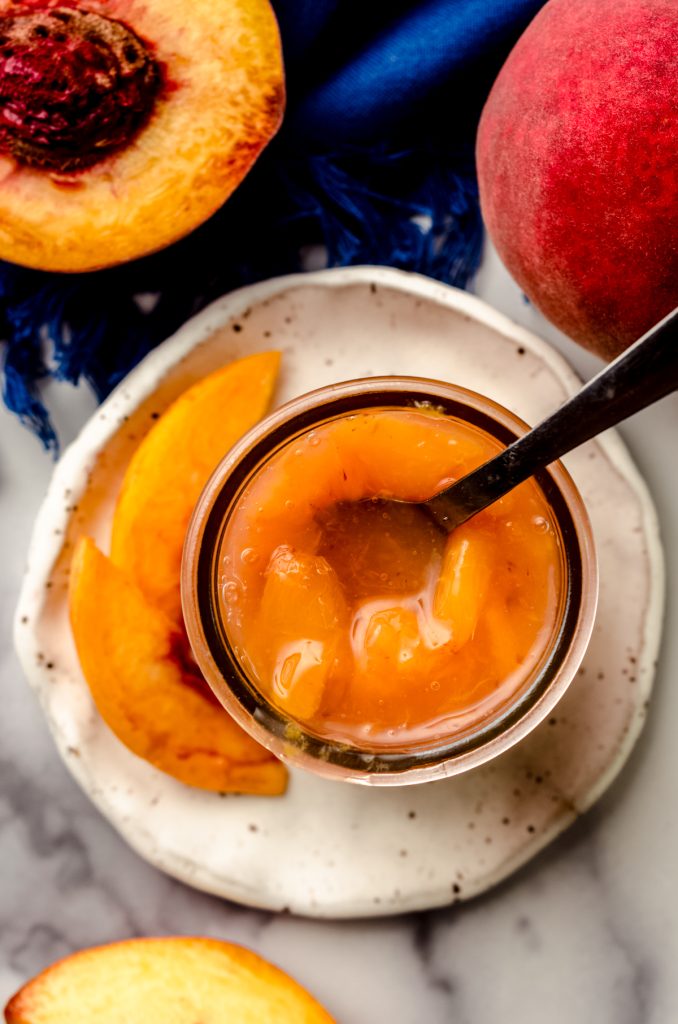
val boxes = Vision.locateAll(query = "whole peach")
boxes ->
[476,0,677,360]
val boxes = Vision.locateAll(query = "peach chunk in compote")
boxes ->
[219,407,564,748]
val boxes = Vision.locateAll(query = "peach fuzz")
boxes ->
[477,0,677,360]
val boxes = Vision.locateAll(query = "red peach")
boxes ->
[476,0,678,360]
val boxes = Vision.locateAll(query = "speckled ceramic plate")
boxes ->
[14,267,664,918]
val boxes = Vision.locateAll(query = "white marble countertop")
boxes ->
[2,245,677,1023]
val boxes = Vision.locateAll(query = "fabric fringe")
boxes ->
[0,141,482,454]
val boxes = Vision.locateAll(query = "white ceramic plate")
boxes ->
[14,267,664,918]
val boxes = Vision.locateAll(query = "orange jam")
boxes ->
[219,408,564,747]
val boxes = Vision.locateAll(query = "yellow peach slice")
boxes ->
[433,527,493,649]
[111,350,280,625]
[480,597,526,682]
[4,937,335,1023]
[69,537,286,794]
[260,546,349,635]
[256,546,348,718]
[272,639,334,720]
[357,604,423,690]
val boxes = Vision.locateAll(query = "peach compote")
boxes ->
[219,407,564,748]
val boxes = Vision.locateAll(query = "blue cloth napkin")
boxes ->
[1,0,546,452]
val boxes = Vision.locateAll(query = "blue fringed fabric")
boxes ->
[0,0,546,453]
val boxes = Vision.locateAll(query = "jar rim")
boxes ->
[182,376,598,785]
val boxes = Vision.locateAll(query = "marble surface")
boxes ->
[2,243,677,1022]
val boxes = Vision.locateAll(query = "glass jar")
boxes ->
[181,377,598,786]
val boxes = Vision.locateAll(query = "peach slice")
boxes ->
[356,604,423,690]
[433,526,493,649]
[477,597,525,683]
[4,937,335,1023]
[69,537,287,794]
[111,350,280,625]
[0,0,284,271]
[255,545,349,719]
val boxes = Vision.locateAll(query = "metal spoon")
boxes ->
[417,306,678,533]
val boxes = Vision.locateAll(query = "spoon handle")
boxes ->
[428,306,678,530]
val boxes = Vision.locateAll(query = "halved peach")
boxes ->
[4,937,335,1023]
[111,350,280,625]
[0,0,284,271]
[69,536,287,794]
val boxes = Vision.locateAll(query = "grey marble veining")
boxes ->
[2,247,678,1023]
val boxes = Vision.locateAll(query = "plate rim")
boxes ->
[14,265,665,917]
